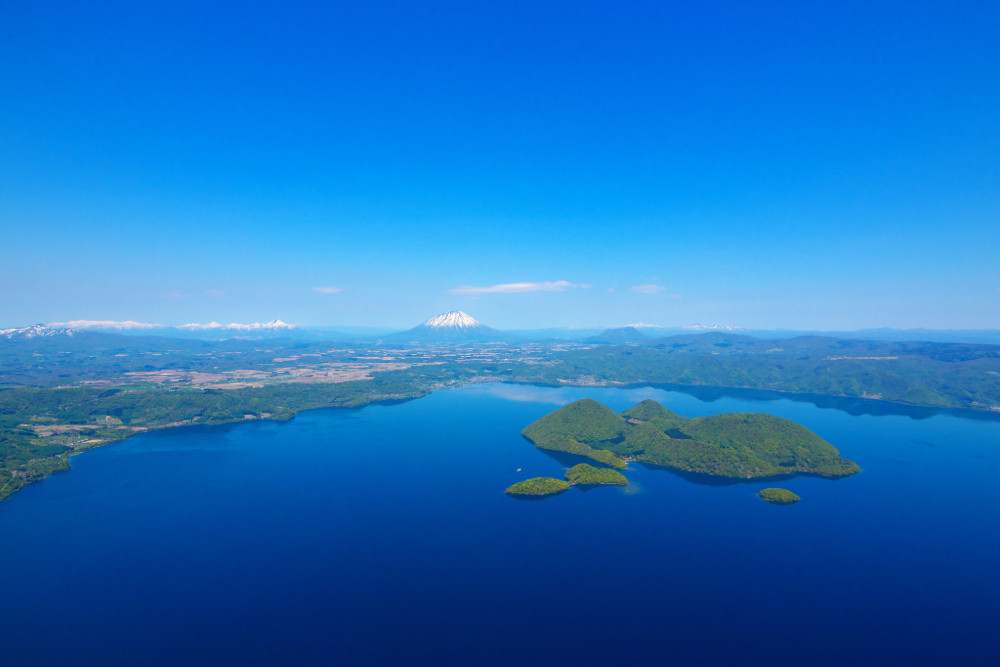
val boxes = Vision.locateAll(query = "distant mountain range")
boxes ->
[544,325,1000,345]
[0,325,80,340]
[584,326,649,344]
[34,319,324,341]
[4,315,1000,345]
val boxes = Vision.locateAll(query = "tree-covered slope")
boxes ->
[621,399,688,431]
[505,477,570,496]
[521,399,629,468]
[565,463,628,486]
[521,398,859,480]
[685,413,859,477]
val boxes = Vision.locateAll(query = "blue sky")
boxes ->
[2,1,998,330]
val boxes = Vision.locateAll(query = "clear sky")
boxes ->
[2,1,998,330]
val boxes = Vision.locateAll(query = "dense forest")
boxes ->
[522,398,859,479]
[511,335,1000,411]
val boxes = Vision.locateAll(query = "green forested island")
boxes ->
[522,398,859,480]
[505,463,628,498]
[758,488,801,504]
[505,477,571,497]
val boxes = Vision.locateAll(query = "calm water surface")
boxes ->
[2,384,999,665]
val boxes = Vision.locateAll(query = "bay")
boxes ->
[2,383,999,665]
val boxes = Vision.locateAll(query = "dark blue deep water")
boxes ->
[3,384,1000,665]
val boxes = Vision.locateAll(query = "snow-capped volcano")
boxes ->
[387,311,512,343]
[422,311,481,328]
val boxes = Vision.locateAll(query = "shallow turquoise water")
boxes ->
[2,383,999,665]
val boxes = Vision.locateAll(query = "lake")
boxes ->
[2,383,999,665]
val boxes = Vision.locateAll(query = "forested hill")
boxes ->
[510,334,1000,412]
[522,398,859,480]
[640,332,1000,362]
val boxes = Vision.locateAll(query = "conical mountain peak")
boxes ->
[387,311,512,343]
[422,311,481,328]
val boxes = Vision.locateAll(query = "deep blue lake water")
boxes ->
[2,383,999,665]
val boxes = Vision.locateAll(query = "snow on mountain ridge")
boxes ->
[177,320,296,331]
[46,319,298,331]
[1,325,76,339]
[614,322,743,332]
[421,311,482,328]
[49,320,164,330]
[681,323,744,332]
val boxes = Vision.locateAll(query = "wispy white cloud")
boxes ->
[312,286,345,294]
[629,284,681,297]
[448,280,584,295]
[205,289,225,297]
[630,284,666,294]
